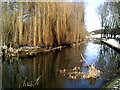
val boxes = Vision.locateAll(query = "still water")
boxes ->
[1,41,120,88]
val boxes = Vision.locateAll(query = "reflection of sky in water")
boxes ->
[18,64,28,78]
[64,42,111,88]
[2,41,120,88]
[84,42,101,65]
[82,42,101,73]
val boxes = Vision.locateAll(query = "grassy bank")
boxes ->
[102,76,120,89]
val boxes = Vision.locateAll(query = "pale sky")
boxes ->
[84,0,105,32]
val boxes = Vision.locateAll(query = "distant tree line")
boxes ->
[91,29,120,35]
[0,2,87,47]
[97,1,120,38]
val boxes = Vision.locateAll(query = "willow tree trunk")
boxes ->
[33,3,37,47]
[37,3,42,45]
[18,2,23,45]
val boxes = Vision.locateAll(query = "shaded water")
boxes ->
[1,41,120,88]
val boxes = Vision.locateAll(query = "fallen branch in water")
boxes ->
[59,54,101,80]
[22,76,42,88]
[81,54,90,68]
[1,45,66,59]
[88,65,101,78]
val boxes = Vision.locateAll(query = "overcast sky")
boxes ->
[84,0,105,32]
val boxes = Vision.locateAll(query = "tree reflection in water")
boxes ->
[2,41,120,88]
[88,78,97,86]
[95,43,120,82]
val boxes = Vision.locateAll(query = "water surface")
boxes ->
[1,41,120,88]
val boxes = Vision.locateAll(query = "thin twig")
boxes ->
[35,76,42,86]
[23,77,27,87]
[80,54,90,68]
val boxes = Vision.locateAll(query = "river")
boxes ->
[1,40,120,88]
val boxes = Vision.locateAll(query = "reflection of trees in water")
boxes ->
[88,78,97,86]
[2,42,119,88]
[2,44,85,88]
[95,43,120,79]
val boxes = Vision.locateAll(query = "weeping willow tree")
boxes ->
[0,2,87,47]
